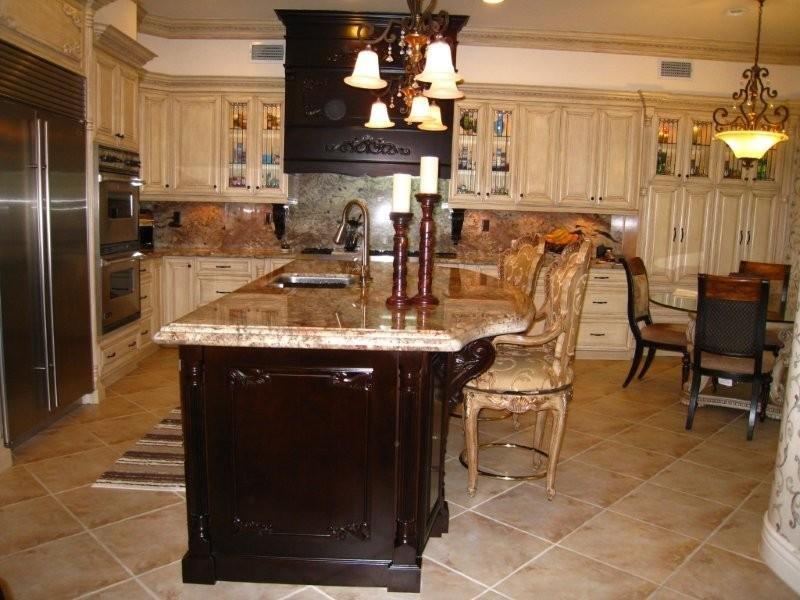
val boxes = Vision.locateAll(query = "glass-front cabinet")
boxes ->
[652,113,714,184]
[222,96,286,200]
[717,141,782,186]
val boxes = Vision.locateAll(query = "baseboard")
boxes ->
[81,389,100,405]
[0,444,12,473]
[761,512,800,594]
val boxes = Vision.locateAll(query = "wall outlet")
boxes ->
[482,219,490,232]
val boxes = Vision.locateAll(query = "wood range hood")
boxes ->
[276,10,468,178]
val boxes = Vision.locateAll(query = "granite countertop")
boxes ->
[154,260,535,352]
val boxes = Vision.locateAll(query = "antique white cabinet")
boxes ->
[171,95,221,195]
[140,91,170,194]
[94,51,140,152]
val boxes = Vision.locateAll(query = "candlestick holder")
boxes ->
[386,212,413,310]
[411,192,441,308]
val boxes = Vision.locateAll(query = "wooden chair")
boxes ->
[621,257,690,387]
[686,274,772,440]
[461,238,592,500]
[735,260,790,354]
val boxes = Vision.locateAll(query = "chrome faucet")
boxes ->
[333,199,371,285]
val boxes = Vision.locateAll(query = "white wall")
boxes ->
[95,0,138,40]
[138,33,800,98]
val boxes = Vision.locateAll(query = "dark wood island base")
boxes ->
[178,342,493,592]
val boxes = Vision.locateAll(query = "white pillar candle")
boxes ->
[392,173,412,212]
[419,156,439,194]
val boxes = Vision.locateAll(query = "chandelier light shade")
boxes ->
[365,100,395,128]
[344,46,388,89]
[415,38,461,83]
[424,78,465,100]
[418,102,447,132]
[712,0,789,165]
[405,95,432,123]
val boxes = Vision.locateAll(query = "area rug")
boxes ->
[93,408,185,492]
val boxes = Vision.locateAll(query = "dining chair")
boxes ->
[686,274,772,440]
[621,257,690,387]
[735,260,791,354]
[461,238,592,500]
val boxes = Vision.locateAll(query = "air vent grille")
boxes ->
[659,60,692,79]
[251,43,284,62]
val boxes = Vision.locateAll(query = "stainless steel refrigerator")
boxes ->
[0,41,93,447]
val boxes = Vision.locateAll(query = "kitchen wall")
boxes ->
[144,173,622,257]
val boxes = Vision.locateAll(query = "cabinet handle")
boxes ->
[141,295,148,300]
[215,265,231,269]
[106,352,116,359]
[215,290,231,294]
[680,227,685,243]
[673,227,677,242]
[592,300,608,304]
[127,341,137,348]
[593,275,610,280]
[747,231,751,245]
[141,329,149,335]
[589,333,606,337]
[739,230,744,244]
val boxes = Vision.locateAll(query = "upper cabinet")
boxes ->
[651,112,715,184]
[94,50,139,151]
[449,98,641,213]
[172,95,221,195]
[140,91,170,194]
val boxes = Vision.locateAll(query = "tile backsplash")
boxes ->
[143,173,623,257]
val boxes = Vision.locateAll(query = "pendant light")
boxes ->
[418,102,447,132]
[344,46,388,89]
[365,99,394,128]
[712,0,789,166]
[424,78,465,100]
[415,37,461,83]
[405,95,432,123]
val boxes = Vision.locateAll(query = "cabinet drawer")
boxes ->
[140,279,153,314]
[102,330,139,371]
[196,276,251,306]
[139,311,157,350]
[139,260,153,278]
[196,258,252,276]
[582,290,627,316]
[587,269,625,285]
[577,321,630,350]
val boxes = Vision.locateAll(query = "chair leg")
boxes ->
[532,410,548,471]
[681,352,690,385]
[685,370,702,431]
[638,347,657,380]
[463,394,481,497]
[747,379,761,441]
[759,375,772,422]
[623,342,643,388]
[545,400,567,501]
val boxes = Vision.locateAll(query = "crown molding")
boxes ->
[139,14,284,40]
[459,27,800,66]
[93,23,156,68]
[140,72,284,92]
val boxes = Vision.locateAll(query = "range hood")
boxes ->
[276,10,468,178]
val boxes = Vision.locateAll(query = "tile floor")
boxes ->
[0,349,795,599]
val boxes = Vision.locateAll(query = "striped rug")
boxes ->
[93,408,185,492]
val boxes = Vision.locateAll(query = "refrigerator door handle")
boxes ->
[0,287,9,446]
[42,120,58,409]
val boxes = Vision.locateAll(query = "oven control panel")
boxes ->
[98,145,141,176]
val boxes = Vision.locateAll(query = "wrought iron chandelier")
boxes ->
[344,1,464,131]
[712,0,789,166]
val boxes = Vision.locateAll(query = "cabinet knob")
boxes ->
[677,173,681,178]
[520,193,524,198]
[256,185,260,190]
[485,192,489,196]
[165,184,170,188]
[247,185,251,190]
[590,196,595,201]
[213,184,218,189]
[598,196,603,202]
[744,177,750,181]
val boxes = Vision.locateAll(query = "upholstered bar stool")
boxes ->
[460,238,592,500]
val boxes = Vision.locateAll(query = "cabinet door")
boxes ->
[254,98,287,199]
[196,275,251,307]
[674,186,713,282]
[117,66,139,152]
[707,188,747,275]
[450,103,485,205]
[518,105,559,207]
[163,258,195,323]
[682,116,714,184]
[652,113,682,182]
[595,109,639,209]
[744,190,779,263]
[484,104,517,205]
[558,107,598,206]
[171,95,221,194]
[222,97,253,195]
[94,53,117,145]
[140,92,170,193]
[641,186,680,282]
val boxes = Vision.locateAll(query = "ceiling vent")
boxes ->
[659,60,693,79]
[251,43,284,63]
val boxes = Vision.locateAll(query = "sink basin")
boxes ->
[269,273,356,289]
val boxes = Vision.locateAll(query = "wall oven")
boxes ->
[100,251,142,334]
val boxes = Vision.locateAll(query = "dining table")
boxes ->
[650,290,794,419]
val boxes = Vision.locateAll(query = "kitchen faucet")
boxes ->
[333,199,371,286]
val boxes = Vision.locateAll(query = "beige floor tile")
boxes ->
[23,445,122,494]
[475,483,600,542]
[682,443,776,480]
[57,485,183,529]
[448,501,467,518]
[531,460,643,507]
[474,592,507,600]
[643,408,726,438]
[740,482,772,515]
[582,396,664,422]
[424,511,550,586]
[12,423,106,464]
[706,509,763,559]
[443,460,521,509]
[124,385,181,412]
[648,587,699,599]
[107,370,176,395]
[0,466,48,507]
[139,560,302,599]
[87,412,163,445]
[561,511,699,584]
[611,424,702,458]
[320,559,486,599]
[664,402,744,424]
[502,426,602,462]
[84,579,153,599]
[573,440,675,479]
[0,533,128,600]
[57,397,147,427]
[610,483,732,540]
[665,545,796,600]
[649,460,760,506]
[565,408,634,438]
[707,418,780,456]
[0,495,82,556]
[496,546,656,599]
[94,504,187,575]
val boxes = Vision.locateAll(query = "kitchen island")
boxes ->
[155,259,533,592]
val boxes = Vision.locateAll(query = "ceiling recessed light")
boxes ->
[483,0,505,4]
[726,7,746,16]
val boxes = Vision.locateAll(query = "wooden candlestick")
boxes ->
[386,212,413,309]
[411,193,441,308]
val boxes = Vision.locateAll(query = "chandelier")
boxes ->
[344,1,464,131]
[712,0,789,166]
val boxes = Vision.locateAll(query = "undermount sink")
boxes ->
[269,273,356,289]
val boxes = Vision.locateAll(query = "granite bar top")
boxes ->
[154,259,535,352]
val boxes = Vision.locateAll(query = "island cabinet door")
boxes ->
[200,347,398,561]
